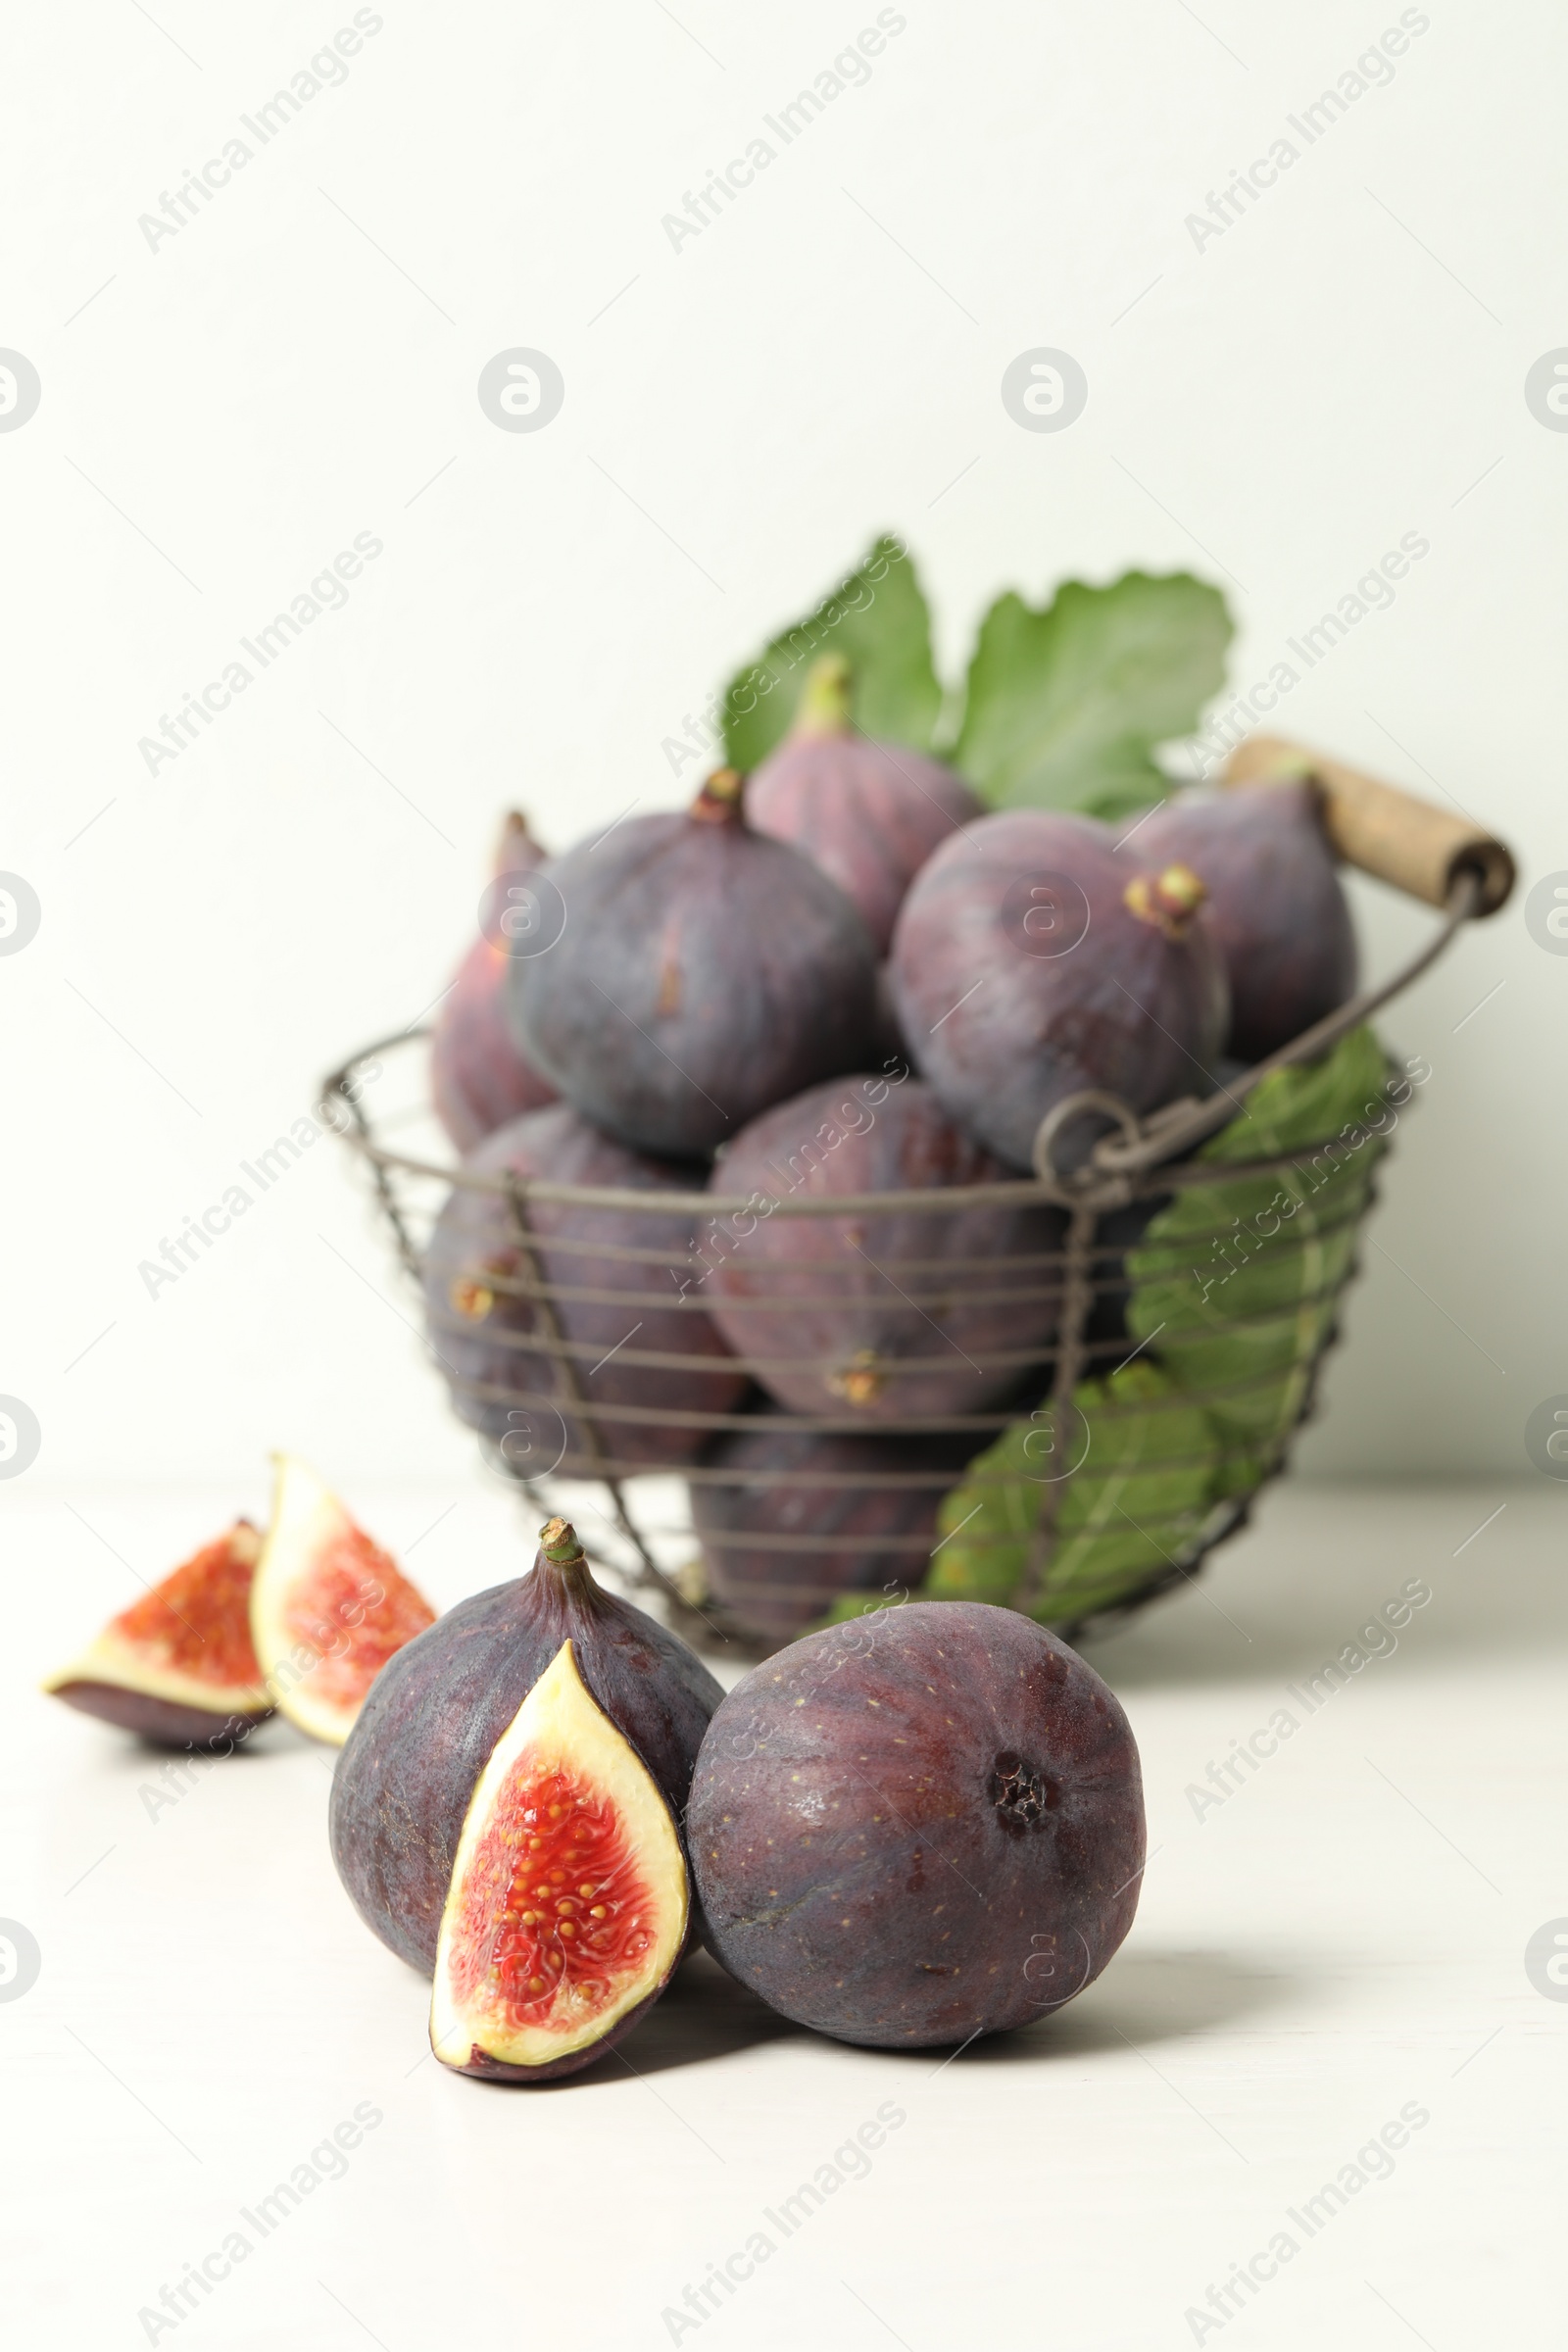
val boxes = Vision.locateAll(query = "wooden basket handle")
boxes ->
[1221,733,1514,916]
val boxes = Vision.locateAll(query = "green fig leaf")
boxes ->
[820,1360,1227,1629]
[952,570,1233,819]
[926,1360,1226,1621]
[720,533,944,772]
[1125,1027,1396,1485]
[1196,1024,1395,1167]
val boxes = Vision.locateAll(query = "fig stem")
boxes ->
[792,652,854,740]
[1122,861,1207,939]
[539,1517,587,1568]
[691,767,747,824]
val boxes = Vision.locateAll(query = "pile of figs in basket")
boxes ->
[422,652,1360,1642]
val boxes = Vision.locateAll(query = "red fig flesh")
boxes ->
[749,656,982,953]
[249,1457,435,1746]
[507,768,880,1159]
[431,811,559,1152]
[44,1520,272,1750]
[430,1630,687,2082]
[330,1517,723,1974]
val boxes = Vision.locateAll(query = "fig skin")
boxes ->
[691,1411,978,1643]
[1122,780,1358,1061]
[890,809,1230,1171]
[329,1524,724,1975]
[705,1075,1065,1420]
[47,1685,270,1754]
[690,1601,1145,2048]
[422,1102,748,1474]
[870,963,908,1066]
[749,656,982,954]
[430,811,559,1152]
[507,768,880,1160]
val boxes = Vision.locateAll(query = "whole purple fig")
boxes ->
[430,811,560,1152]
[422,1102,747,1474]
[1122,779,1357,1060]
[704,1073,1064,1419]
[689,1601,1146,2048]
[748,655,982,953]
[691,1410,976,1642]
[889,809,1230,1171]
[507,768,879,1159]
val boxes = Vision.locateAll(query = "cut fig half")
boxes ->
[430,1637,688,2082]
[249,1456,435,1746]
[329,1516,721,1975]
[44,1519,272,1751]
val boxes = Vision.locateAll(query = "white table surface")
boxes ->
[4,1474,1562,2350]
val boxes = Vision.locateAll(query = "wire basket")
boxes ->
[324,736,1512,1654]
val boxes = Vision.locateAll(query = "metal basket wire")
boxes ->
[324,849,1494,1656]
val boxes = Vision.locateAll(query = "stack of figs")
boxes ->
[424,656,1358,1641]
[49,667,1362,2094]
[324,661,1362,2085]
[331,1513,1150,2081]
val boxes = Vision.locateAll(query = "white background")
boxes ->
[4,14,1568,2348]
[1,0,1562,1488]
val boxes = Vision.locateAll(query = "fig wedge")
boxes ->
[429,1637,688,2082]
[249,1456,434,1745]
[44,1520,271,1751]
